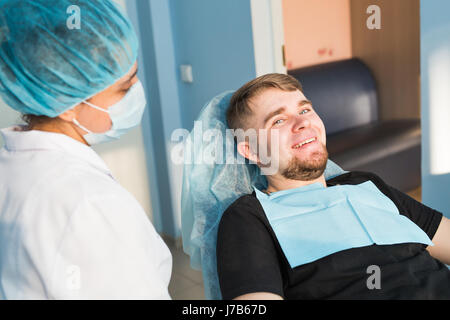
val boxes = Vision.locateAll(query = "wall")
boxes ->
[170,0,257,130]
[350,0,420,121]
[250,0,287,76]
[421,0,450,217]
[282,0,352,69]
[0,103,21,146]
[124,0,183,239]
[149,0,256,240]
[0,0,154,222]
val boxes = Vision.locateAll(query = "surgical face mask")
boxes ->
[73,80,147,145]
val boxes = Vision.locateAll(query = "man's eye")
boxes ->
[273,119,284,126]
[300,108,310,115]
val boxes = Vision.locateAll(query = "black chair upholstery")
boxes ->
[289,58,421,192]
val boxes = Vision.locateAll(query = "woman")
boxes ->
[0,0,172,299]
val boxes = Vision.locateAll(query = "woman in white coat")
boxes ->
[0,0,172,299]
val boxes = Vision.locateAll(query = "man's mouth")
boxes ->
[292,137,317,149]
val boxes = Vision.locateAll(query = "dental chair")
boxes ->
[289,58,421,193]
[181,91,347,300]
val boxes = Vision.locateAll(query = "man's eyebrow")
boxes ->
[299,99,312,107]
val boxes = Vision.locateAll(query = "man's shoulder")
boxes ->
[218,193,273,244]
[220,193,266,224]
[224,193,261,213]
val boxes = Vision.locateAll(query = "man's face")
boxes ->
[246,88,328,181]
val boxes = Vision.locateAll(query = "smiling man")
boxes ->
[216,73,450,300]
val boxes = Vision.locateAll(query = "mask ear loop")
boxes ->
[82,100,110,113]
[72,101,110,134]
[72,118,93,134]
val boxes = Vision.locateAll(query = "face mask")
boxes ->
[73,80,147,145]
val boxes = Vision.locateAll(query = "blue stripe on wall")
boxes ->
[127,0,178,237]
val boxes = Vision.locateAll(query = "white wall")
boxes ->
[250,0,287,75]
[0,0,153,222]
[0,100,21,146]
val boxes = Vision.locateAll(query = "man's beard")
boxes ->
[281,145,329,181]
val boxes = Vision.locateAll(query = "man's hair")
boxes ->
[227,73,303,130]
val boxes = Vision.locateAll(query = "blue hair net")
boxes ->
[0,0,138,117]
[181,91,347,300]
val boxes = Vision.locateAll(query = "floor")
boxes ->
[166,240,206,300]
[166,186,422,300]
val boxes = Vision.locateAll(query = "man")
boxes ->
[216,73,450,300]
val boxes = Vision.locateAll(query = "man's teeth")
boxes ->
[293,137,316,149]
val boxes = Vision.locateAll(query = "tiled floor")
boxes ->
[166,186,422,300]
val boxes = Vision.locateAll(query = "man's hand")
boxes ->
[234,292,284,300]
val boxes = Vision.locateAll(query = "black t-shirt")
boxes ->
[216,171,450,300]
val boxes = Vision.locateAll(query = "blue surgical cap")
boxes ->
[0,0,138,117]
[181,91,347,300]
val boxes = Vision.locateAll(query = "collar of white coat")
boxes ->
[0,126,114,178]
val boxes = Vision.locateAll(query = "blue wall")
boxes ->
[421,0,450,217]
[169,0,257,130]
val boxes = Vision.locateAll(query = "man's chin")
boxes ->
[281,150,329,181]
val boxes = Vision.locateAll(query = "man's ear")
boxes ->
[237,141,259,164]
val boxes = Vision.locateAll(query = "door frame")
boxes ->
[250,0,287,76]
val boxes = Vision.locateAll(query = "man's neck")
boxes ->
[265,174,327,194]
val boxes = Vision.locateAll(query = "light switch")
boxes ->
[180,64,194,83]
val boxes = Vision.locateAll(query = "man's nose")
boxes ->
[292,115,311,133]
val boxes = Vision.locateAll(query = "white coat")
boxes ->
[0,126,172,300]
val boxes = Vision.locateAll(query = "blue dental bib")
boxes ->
[254,181,433,268]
